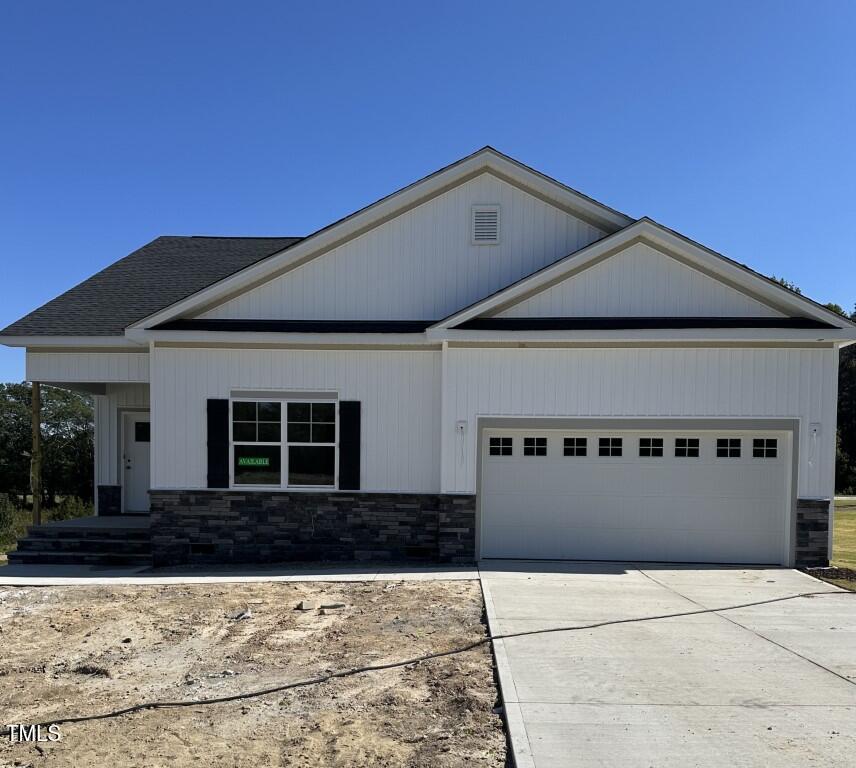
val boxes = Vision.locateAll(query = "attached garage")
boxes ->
[479,424,793,565]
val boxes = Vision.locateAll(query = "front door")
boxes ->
[122,411,151,513]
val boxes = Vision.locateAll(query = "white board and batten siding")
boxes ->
[198,173,606,322]
[440,346,838,500]
[150,347,441,493]
[497,243,783,318]
[94,384,150,487]
[26,351,149,383]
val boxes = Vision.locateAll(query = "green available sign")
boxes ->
[238,456,270,467]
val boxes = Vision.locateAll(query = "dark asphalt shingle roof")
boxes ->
[0,236,301,337]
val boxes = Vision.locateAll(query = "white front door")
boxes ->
[480,427,791,565]
[122,411,151,513]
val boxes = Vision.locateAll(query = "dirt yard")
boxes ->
[0,580,506,767]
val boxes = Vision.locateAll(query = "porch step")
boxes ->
[7,550,151,566]
[16,537,152,554]
[26,526,151,541]
[9,516,152,567]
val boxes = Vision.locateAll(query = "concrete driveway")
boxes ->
[480,563,856,768]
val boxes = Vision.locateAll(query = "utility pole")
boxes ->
[30,381,42,526]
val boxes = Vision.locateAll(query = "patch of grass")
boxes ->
[832,499,856,570]
[0,500,32,557]
[0,496,95,560]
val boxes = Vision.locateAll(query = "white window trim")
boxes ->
[471,204,500,245]
[229,397,339,491]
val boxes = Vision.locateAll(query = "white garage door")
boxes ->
[480,428,791,564]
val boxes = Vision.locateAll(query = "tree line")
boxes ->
[0,383,94,506]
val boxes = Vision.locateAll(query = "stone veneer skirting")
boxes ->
[149,490,476,567]
[97,485,122,517]
[794,498,831,568]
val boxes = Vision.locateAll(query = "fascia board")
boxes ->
[1,335,144,349]
[427,327,855,343]
[131,329,436,347]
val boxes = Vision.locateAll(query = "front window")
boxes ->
[232,399,336,488]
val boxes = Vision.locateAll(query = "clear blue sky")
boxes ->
[1,1,854,380]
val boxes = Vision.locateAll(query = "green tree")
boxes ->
[0,383,32,500]
[838,307,856,493]
[771,276,802,295]
[0,383,94,505]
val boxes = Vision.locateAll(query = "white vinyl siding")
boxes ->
[440,346,836,500]
[496,242,783,318]
[94,383,150,489]
[198,173,605,322]
[27,351,149,382]
[150,347,441,493]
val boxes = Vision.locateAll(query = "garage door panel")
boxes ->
[481,428,789,564]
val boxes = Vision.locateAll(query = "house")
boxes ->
[3,147,854,568]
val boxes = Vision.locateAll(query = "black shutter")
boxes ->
[338,401,361,490]
[207,398,229,488]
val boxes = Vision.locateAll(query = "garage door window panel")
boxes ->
[523,437,547,456]
[599,437,622,457]
[675,438,700,458]
[639,438,664,457]
[563,437,587,457]
[489,437,513,456]
[753,438,778,458]
[716,438,741,458]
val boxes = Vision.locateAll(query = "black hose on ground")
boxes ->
[2,588,854,738]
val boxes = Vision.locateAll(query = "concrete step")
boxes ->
[16,537,152,555]
[27,526,150,541]
[7,550,152,566]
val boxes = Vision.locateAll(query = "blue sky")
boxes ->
[1,1,854,380]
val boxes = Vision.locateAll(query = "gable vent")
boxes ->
[472,205,500,245]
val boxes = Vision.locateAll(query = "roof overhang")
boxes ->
[128,329,438,348]
[430,218,856,333]
[127,147,633,331]
[1,335,146,349]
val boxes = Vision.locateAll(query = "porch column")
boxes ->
[30,381,42,526]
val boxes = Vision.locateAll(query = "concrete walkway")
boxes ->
[0,562,477,586]
[480,562,856,768]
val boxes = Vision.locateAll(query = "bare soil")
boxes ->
[0,580,506,767]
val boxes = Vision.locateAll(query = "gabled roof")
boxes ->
[430,218,855,331]
[0,236,301,337]
[128,147,634,330]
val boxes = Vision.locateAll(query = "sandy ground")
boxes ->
[0,580,506,767]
